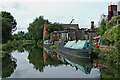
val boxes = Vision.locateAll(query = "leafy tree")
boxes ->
[18,31,25,37]
[1,11,17,43]
[1,18,11,43]
[28,16,50,42]
[100,15,120,64]
[1,11,17,32]
[24,32,32,40]
[12,34,23,40]
[96,14,107,36]
[46,23,63,33]
[2,54,17,78]
[106,15,120,29]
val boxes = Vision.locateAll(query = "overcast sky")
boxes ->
[0,0,119,34]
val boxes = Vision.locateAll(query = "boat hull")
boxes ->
[56,46,92,58]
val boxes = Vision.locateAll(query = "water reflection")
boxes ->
[2,44,120,79]
[44,47,93,74]
[98,59,120,79]
[1,45,101,78]
[2,54,17,78]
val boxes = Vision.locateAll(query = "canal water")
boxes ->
[2,45,119,79]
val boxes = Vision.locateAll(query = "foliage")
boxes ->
[25,45,63,72]
[2,40,23,52]
[81,35,86,40]
[18,31,25,38]
[93,49,101,53]
[97,15,120,65]
[1,18,11,43]
[99,59,120,79]
[2,54,17,78]
[12,34,23,40]
[28,16,50,41]
[46,22,63,33]
[44,34,50,40]
[101,25,120,45]
[23,40,35,45]
[24,32,32,40]
[106,15,120,29]
[100,24,120,64]
[1,11,17,31]
[50,41,58,52]
[1,11,17,43]
[37,40,43,48]
[96,14,107,36]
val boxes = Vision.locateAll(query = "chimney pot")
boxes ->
[91,21,94,31]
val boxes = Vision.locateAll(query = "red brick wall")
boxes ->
[108,5,117,11]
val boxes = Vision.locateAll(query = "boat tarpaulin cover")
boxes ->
[64,40,92,49]
[64,40,76,48]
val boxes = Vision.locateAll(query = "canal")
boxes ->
[1,45,120,79]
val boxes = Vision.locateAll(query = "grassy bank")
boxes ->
[0,40,36,58]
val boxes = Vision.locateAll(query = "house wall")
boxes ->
[108,5,117,21]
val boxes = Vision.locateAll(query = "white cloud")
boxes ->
[0,1,111,33]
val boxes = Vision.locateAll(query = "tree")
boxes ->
[1,11,17,33]
[1,18,11,43]
[28,16,50,42]
[1,11,17,43]
[106,15,120,29]
[96,14,107,36]
[24,32,32,40]
[101,25,120,45]
[46,23,63,33]
[100,15,120,64]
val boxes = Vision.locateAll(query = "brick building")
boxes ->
[107,2,120,22]
[50,31,68,41]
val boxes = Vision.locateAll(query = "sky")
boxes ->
[0,0,119,34]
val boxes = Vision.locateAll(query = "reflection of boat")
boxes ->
[56,40,92,58]
[56,50,93,66]
[56,51,93,74]
[65,59,91,74]
[44,44,93,74]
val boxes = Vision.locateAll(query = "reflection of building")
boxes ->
[43,24,48,40]
[43,49,47,65]
[50,50,58,59]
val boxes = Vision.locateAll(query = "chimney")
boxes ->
[91,21,94,31]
